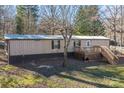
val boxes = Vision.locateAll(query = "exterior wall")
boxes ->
[68,40,74,52]
[92,40,109,47]
[9,39,109,56]
[81,39,109,47]
[9,40,63,56]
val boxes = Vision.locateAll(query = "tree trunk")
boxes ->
[3,19,5,36]
[120,5,123,47]
[62,37,68,67]
[121,31,123,46]
[113,24,117,46]
[63,46,68,67]
[114,31,116,44]
[27,7,30,34]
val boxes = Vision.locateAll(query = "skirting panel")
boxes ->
[9,52,74,64]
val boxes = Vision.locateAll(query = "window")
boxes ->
[86,40,91,47]
[74,40,81,47]
[52,40,60,49]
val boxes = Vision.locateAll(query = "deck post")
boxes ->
[8,40,10,65]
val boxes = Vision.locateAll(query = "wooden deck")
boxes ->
[74,46,119,64]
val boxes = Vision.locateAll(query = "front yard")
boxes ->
[0,57,124,88]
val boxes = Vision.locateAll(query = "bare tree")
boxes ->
[0,5,16,36]
[40,5,78,67]
[120,5,124,47]
[57,6,78,67]
[99,5,124,46]
[39,5,59,35]
[99,6,121,44]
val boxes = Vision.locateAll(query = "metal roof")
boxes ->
[4,34,110,40]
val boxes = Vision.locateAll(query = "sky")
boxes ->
[0,0,124,5]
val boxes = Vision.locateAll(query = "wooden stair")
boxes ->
[93,46,119,64]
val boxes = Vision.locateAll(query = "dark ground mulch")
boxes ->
[14,57,108,77]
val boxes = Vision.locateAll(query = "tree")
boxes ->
[16,6,25,34]
[99,5,124,46]
[120,5,124,47]
[0,5,5,36]
[99,6,121,44]
[91,18,105,35]
[0,5,15,36]
[75,5,105,36]
[16,15,24,34]
[39,5,59,35]
[16,5,39,34]
[25,5,39,34]
[40,5,78,67]
[57,6,78,67]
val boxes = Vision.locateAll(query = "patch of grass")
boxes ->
[79,65,124,87]
[19,74,44,86]
[0,74,44,87]
[0,75,21,88]
[0,64,124,87]
[0,65,45,87]
[0,73,45,88]
[0,65,16,71]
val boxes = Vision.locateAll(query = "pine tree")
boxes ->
[16,5,25,34]
[16,5,39,34]
[75,5,105,36]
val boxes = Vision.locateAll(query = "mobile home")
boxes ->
[4,34,110,64]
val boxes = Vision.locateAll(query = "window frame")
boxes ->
[86,40,91,47]
[51,40,60,49]
[74,40,81,47]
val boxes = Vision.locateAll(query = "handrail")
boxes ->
[93,46,118,64]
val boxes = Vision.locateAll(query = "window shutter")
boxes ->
[79,40,81,46]
[58,40,60,49]
[52,40,54,49]
[87,41,89,46]
[74,41,75,47]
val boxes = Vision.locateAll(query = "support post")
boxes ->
[8,40,10,65]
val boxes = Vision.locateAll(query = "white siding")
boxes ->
[68,40,74,52]
[81,39,109,48]
[9,39,109,56]
[9,40,63,56]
